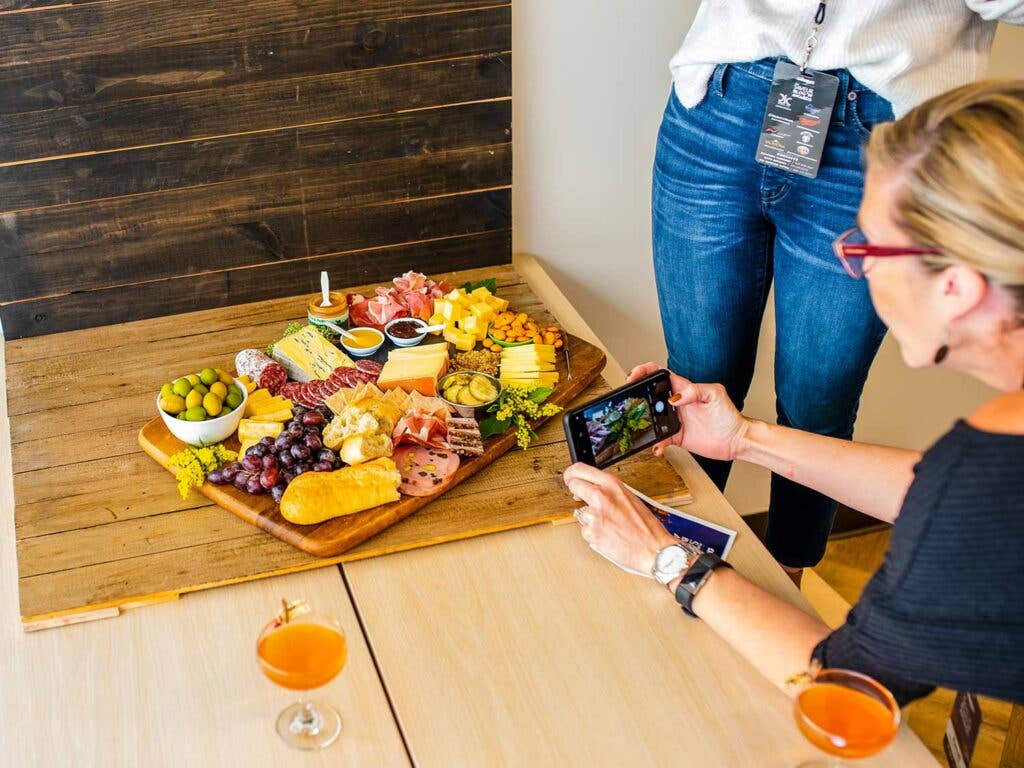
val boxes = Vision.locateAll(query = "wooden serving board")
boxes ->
[140,333,606,557]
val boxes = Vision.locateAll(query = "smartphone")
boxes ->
[562,370,680,468]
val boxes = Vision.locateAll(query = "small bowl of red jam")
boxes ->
[384,317,428,347]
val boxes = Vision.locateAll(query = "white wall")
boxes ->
[513,4,1023,514]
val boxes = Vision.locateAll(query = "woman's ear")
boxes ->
[934,263,988,321]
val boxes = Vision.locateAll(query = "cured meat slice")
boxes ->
[355,359,383,376]
[295,386,317,408]
[393,445,460,497]
[393,409,447,447]
[309,380,329,403]
[235,349,288,395]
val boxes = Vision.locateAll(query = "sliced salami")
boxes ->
[393,445,460,497]
[355,359,383,376]
[262,365,287,395]
[295,386,317,408]
[235,349,287,395]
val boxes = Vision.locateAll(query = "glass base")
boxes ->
[275,700,342,750]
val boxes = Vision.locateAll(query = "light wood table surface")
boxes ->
[0,255,935,766]
[341,254,936,767]
[0,339,410,766]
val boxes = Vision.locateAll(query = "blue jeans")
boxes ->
[652,59,893,568]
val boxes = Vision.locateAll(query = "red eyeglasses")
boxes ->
[833,226,942,278]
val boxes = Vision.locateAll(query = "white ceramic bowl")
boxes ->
[158,377,249,447]
[384,317,428,347]
[437,371,502,418]
[340,327,385,357]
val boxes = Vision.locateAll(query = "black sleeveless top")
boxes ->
[811,420,1024,705]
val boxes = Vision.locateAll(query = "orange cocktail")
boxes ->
[258,621,348,691]
[793,669,900,766]
[257,600,347,750]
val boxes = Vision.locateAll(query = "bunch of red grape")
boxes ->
[207,404,338,503]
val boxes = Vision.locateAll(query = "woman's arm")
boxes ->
[681,567,831,688]
[737,420,919,524]
[627,363,918,523]
[563,463,831,691]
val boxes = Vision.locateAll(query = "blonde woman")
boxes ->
[567,81,1024,704]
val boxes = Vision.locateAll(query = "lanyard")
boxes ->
[800,2,828,72]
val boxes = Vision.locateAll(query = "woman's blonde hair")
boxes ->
[866,80,1024,313]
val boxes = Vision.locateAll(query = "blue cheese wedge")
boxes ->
[272,325,355,381]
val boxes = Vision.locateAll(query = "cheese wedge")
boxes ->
[237,419,285,443]
[500,373,560,387]
[272,325,355,382]
[377,343,450,396]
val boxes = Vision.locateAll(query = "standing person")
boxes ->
[653,0,1024,578]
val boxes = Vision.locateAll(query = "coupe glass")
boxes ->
[793,668,900,767]
[256,600,348,750]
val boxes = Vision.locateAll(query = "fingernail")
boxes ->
[668,393,683,406]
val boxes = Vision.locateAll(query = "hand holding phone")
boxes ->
[625,363,748,462]
[562,370,681,468]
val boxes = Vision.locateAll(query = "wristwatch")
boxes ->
[651,542,697,586]
[674,552,733,618]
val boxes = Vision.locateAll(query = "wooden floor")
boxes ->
[813,529,1013,767]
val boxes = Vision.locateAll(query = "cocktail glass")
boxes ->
[257,600,347,750]
[793,668,900,767]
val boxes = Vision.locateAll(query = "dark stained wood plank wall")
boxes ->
[0,1,512,339]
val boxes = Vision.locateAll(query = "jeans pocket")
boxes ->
[849,90,895,139]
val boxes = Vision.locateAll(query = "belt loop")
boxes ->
[711,63,727,98]
[833,69,849,123]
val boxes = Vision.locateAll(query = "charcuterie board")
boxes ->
[140,333,606,557]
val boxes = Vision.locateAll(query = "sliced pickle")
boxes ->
[457,387,481,406]
[469,375,498,402]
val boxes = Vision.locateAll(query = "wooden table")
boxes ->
[0,255,937,766]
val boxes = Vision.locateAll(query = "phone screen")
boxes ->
[583,388,666,468]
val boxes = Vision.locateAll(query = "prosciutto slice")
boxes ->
[392,409,448,448]
[347,272,455,329]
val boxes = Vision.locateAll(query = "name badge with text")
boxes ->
[755,61,839,179]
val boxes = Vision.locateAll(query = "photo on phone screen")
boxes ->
[563,370,680,468]
[582,396,656,467]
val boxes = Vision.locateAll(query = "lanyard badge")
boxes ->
[755,2,839,179]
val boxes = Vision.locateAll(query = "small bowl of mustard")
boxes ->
[340,327,385,357]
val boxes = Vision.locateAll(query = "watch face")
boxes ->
[656,545,689,575]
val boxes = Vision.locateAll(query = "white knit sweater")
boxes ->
[670,0,1024,117]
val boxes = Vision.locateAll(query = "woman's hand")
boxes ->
[563,463,678,576]
[627,363,750,461]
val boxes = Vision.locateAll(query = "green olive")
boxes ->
[184,405,208,421]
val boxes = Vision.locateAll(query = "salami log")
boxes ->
[235,349,287,395]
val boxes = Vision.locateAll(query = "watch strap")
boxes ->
[674,553,733,618]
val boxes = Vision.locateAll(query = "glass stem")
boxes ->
[293,697,323,736]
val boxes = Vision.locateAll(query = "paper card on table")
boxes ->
[625,485,737,559]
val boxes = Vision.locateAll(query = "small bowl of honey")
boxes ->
[339,327,385,357]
